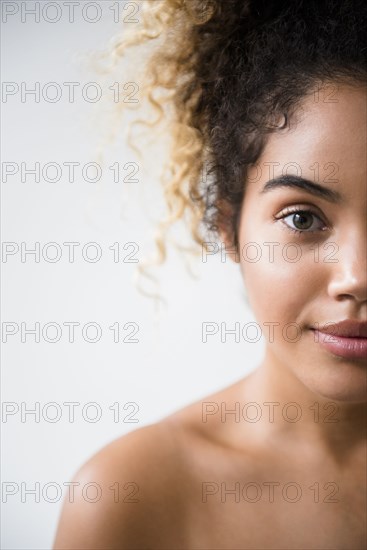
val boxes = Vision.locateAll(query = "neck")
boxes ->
[243,351,367,462]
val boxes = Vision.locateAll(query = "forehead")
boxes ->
[255,83,366,185]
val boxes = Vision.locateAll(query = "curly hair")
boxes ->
[97,0,367,297]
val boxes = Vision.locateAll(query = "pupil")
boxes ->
[294,212,312,229]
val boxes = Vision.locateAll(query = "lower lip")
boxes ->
[311,330,367,360]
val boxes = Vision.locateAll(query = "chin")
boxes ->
[301,367,367,403]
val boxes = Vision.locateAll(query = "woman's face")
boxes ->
[237,82,366,402]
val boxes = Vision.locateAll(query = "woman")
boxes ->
[53,0,366,548]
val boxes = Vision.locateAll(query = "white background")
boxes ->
[1,2,261,548]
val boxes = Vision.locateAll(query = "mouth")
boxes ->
[310,320,367,360]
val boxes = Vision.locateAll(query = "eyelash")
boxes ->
[274,206,328,236]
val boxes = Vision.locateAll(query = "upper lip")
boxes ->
[311,320,367,338]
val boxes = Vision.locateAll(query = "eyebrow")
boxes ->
[260,174,342,203]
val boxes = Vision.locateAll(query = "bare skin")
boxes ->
[53,82,367,549]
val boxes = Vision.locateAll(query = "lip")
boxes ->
[312,320,367,338]
[310,320,367,360]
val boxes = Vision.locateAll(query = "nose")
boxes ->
[327,229,367,303]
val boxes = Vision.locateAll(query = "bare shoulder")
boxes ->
[52,420,194,549]
[53,379,251,549]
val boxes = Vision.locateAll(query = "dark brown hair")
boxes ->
[103,0,367,274]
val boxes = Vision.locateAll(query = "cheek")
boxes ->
[238,219,321,331]
[237,192,329,334]
[241,257,310,325]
